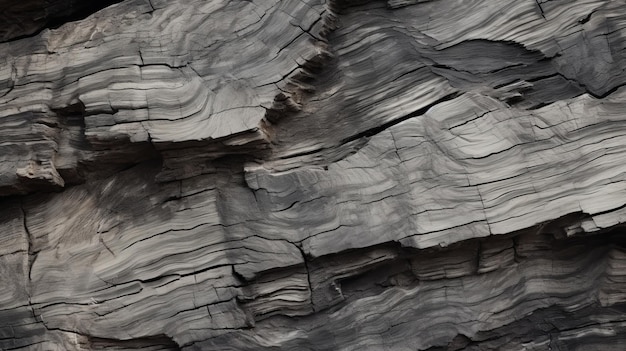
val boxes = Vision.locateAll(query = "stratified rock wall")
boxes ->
[1,0,626,350]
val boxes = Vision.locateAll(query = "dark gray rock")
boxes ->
[1,0,626,349]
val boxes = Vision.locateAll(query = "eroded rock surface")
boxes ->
[2,0,626,350]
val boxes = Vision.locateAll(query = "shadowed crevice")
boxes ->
[0,0,125,42]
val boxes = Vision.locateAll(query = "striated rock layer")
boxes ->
[1,0,626,349]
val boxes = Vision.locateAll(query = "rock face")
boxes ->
[2,0,626,349]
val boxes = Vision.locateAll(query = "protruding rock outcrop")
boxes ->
[2,0,626,350]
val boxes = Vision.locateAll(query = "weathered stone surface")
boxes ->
[2,0,626,349]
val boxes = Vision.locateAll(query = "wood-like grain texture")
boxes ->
[1,0,626,350]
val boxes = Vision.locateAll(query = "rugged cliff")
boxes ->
[2,0,626,349]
